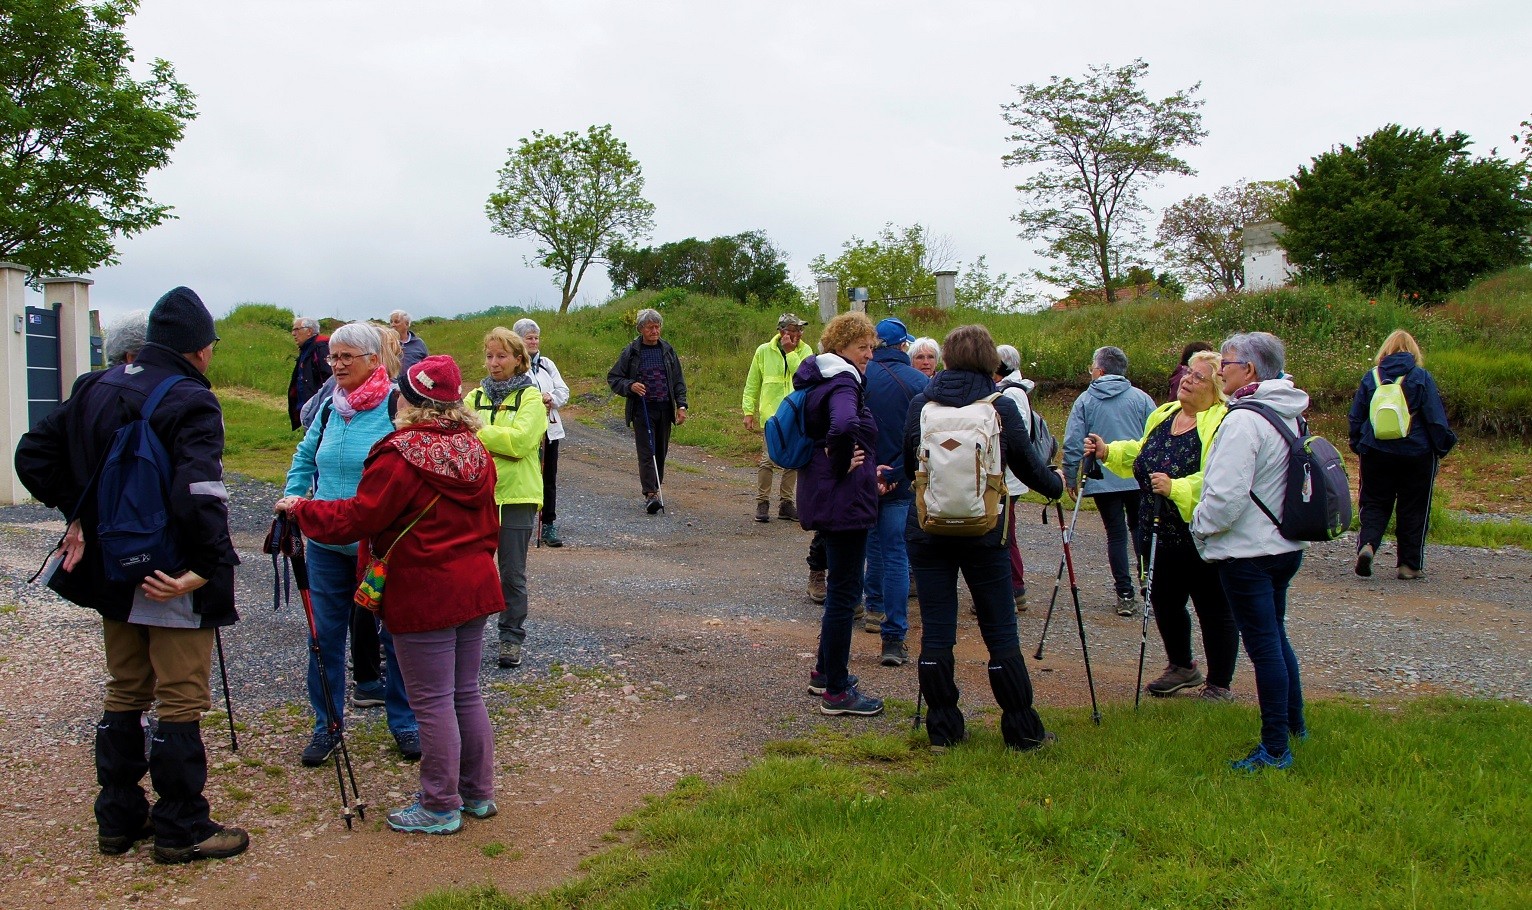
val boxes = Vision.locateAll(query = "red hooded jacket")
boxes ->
[292,419,501,634]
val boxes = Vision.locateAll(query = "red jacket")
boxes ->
[293,419,501,634]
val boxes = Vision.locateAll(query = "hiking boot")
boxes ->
[863,610,885,633]
[351,680,385,708]
[852,602,866,624]
[1229,743,1293,772]
[645,494,664,515]
[541,523,564,548]
[755,501,771,523]
[498,641,523,669]
[1398,565,1424,580]
[807,671,858,696]
[1147,663,1205,697]
[879,640,909,667]
[1116,595,1137,617]
[1008,731,1057,753]
[807,570,826,604]
[386,799,461,835]
[300,729,338,767]
[1198,683,1236,703]
[460,798,498,819]
[820,686,884,716]
[778,500,798,521]
[99,819,154,855]
[395,729,422,762]
[1354,544,1374,577]
[152,825,249,864]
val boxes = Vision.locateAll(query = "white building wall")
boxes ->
[1243,220,1291,290]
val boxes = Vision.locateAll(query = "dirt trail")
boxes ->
[1,417,1528,910]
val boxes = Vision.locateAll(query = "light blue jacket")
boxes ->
[1061,374,1156,496]
[283,398,396,555]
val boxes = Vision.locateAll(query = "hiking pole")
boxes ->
[1059,494,1101,726]
[1134,499,1162,711]
[1035,460,1089,661]
[213,628,238,752]
[534,436,546,547]
[1420,454,1439,574]
[641,400,665,514]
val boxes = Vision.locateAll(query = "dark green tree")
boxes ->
[1277,125,1532,300]
[0,0,197,278]
[607,231,791,304]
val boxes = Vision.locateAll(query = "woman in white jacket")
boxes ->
[514,318,572,548]
[1192,331,1308,773]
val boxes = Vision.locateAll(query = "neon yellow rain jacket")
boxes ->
[742,334,813,422]
[1101,400,1229,523]
[466,385,549,509]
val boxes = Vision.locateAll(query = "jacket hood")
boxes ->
[1377,351,1418,383]
[1244,377,1310,418]
[925,368,996,407]
[383,421,495,504]
[1000,369,1035,393]
[1087,374,1135,400]
[872,347,912,366]
[794,353,863,389]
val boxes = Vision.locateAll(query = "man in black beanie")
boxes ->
[14,286,248,864]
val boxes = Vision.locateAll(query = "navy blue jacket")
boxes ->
[1347,352,1457,458]
[864,346,929,500]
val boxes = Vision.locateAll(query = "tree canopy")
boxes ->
[808,223,952,302]
[486,124,655,313]
[1157,180,1291,296]
[607,231,792,304]
[0,0,197,278]
[1276,125,1532,301]
[1001,59,1204,302]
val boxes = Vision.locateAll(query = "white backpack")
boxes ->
[913,393,1008,537]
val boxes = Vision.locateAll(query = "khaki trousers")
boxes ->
[757,443,798,505]
[102,620,215,724]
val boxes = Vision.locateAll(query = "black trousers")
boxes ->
[352,606,382,684]
[633,404,673,496]
[1151,543,1239,688]
[542,438,561,525]
[1357,450,1436,571]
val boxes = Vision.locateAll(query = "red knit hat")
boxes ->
[401,355,463,406]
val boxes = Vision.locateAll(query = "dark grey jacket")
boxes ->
[607,337,688,427]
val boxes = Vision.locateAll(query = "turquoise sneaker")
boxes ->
[387,799,462,835]
[460,798,498,819]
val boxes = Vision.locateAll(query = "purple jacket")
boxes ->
[793,354,879,533]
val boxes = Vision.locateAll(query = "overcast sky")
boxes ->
[65,0,1532,322]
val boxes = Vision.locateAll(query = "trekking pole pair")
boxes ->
[1033,457,1101,725]
[1134,497,1163,711]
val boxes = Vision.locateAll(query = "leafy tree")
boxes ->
[1276,125,1532,301]
[1156,180,1291,295]
[1001,59,1204,302]
[808,223,955,302]
[607,231,792,304]
[486,124,655,313]
[0,0,196,279]
[1512,115,1532,166]
[955,256,1034,312]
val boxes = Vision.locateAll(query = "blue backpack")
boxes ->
[765,388,814,470]
[79,375,190,583]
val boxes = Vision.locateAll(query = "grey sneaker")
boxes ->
[152,825,249,864]
[1198,683,1236,702]
[863,610,885,633]
[1117,595,1137,617]
[1398,565,1424,580]
[386,799,461,835]
[879,640,908,666]
[807,671,858,696]
[498,641,523,669]
[351,680,385,708]
[1147,663,1205,696]
[754,501,771,523]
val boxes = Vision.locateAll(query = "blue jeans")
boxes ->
[862,498,911,642]
[816,529,869,696]
[1217,550,1305,755]
[910,541,1021,657]
[306,543,416,736]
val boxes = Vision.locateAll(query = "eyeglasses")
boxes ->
[1219,360,1250,371]
[326,352,372,366]
[1183,371,1214,384]
[211,336,221,351]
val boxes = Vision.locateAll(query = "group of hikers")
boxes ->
[11,289,1456,862]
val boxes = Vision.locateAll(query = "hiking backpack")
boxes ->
[765,388,814,470]
[81,374,190,583]
[1368,367,1412,440]
[1228,400,1352,542]
[913,393,1008,536]
[998,379,1058,467]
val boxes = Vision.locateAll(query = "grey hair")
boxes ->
[104,310,149,366]
[996,343,1021,375]
[636,308,663,329]
[329,321,383,356]
[388,309,412,326]
[293,316,319,333]
[1092,346,1129,376]
[512,317,540,337]
[1220,331,1285,381]
[910,337,940,361]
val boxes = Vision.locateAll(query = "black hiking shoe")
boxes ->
[300,730,338,767]
[879,640,908,666]
[152,825,249,865]
[645,494,663,515]
[755,501,771,522]
[778,500,798,521]
[541,523,564,547]
[99,819,154,855]
[1355,544,1374,577]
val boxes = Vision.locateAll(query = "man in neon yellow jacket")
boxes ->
[741,313,813,523]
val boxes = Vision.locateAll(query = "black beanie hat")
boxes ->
[146,286,218,353]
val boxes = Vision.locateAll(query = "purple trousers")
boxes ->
[391,617,495,813]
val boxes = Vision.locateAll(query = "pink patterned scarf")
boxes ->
[334,366,392,419]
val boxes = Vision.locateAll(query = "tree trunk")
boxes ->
[1098,241,1115,304]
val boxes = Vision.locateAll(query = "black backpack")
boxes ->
[1227,400,1352,542]
[998,379,1058,466]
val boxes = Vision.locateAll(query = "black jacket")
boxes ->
[287,334,331,430]
[607,337,688,427]
[902,368,1064,547]
[13,344,240,626]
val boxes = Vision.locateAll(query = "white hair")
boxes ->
[512,317,540,337]
[388,310,412,326]
[636,308,663,328]
[996,343,1021,374]
[292,316,319,333]
[910,337,940,361]
[329,322,382,355]
[104,310,149,366]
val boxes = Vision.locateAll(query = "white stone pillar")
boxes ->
[934,270,958,309]
[1,262,32,504]
[816,278,839,323]
[41,277,93,398]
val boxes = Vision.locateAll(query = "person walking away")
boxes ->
[276,355,502,834]
[742,313,814,523]
[904,325,1065,751]
[465,328,548,669]
[390,309,430,379]
[513,318,571,547]
[995,343,1039,610]
[1087,349,1239,701]
[795,313,885,715]
[288,316,331,430]
[861,317,929,665]
[281,323,420,764]
[1348,329,1456,580]
[607,308,688,513]
[1192,332,1308,771]
[1062,346,1156,616]
[15,287,248,863]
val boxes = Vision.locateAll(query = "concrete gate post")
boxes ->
[40,277,94,398]
[816,278,839,323]
[1,263,31,504]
